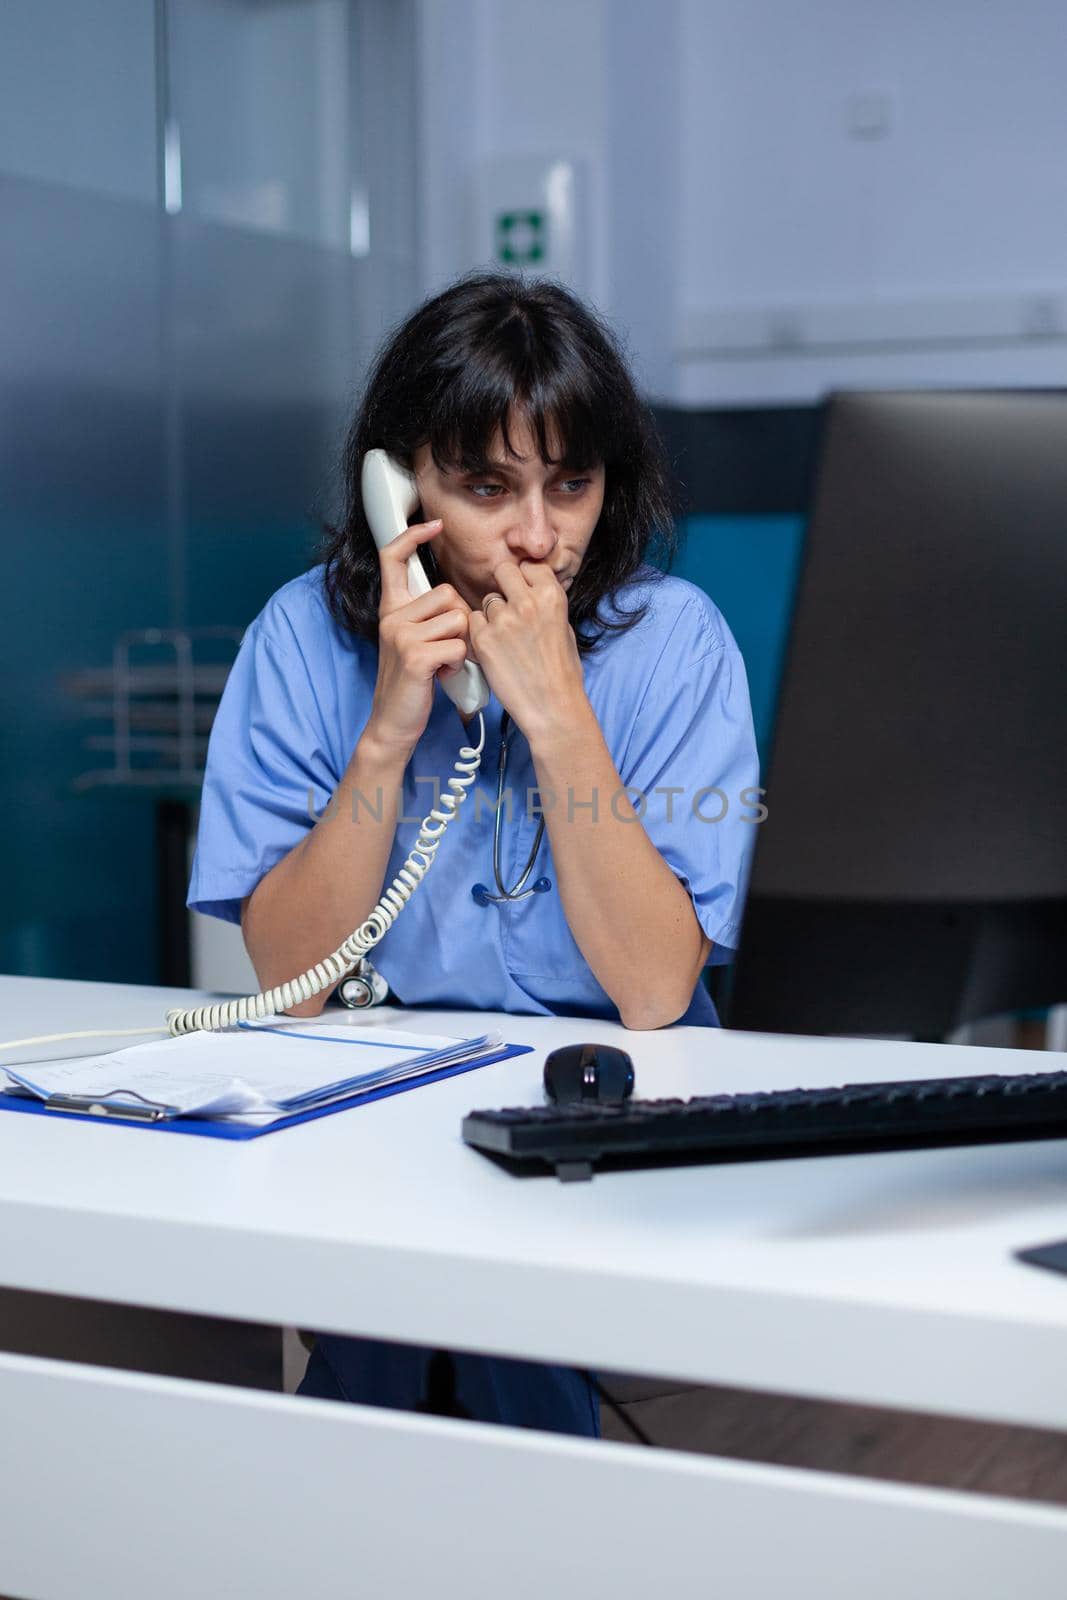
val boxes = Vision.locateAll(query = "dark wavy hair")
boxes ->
[320,270,677,654]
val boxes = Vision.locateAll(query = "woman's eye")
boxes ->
[559,478,591,494]
[469,483,506,498]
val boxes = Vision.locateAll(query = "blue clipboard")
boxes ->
[0,1043,533,1141]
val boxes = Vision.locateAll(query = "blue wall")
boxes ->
[669,514,807,768]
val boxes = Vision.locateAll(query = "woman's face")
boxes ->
[411,412,605,611]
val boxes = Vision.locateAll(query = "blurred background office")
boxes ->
[2,0,1065,1037]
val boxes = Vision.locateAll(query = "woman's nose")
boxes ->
[507,497,557,560]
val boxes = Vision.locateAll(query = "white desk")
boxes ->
[2,973,1067,1598]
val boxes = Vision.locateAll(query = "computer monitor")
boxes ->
[721,389,1067,1039]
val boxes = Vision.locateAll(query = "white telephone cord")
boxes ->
[1,717,485,1059]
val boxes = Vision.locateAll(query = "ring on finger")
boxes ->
[482,592,506,621]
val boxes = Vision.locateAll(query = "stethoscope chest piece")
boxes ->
[338,959,390,1008]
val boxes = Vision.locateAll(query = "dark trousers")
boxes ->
[299,1334,600,1438]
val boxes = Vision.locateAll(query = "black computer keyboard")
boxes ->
[461,1069,1067,1181]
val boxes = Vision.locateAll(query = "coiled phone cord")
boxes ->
[0,718,485,1058]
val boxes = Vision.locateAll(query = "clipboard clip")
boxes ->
[43,1088,175,1123]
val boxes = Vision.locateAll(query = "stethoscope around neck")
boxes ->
[471,710,553,907]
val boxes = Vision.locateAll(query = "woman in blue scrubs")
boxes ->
[188,271,759,1437]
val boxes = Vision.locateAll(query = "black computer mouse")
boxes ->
[543,1043,635,1106]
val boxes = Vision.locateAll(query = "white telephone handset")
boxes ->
[361,449,490,717]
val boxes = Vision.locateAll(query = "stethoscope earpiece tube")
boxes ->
[471,712,552,907]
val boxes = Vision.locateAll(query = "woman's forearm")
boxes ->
[241,728,410,1018]
[527,698,711,1030]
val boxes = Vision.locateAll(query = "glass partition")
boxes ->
[0,0,415,982]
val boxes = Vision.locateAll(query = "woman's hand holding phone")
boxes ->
[365,519,474,758]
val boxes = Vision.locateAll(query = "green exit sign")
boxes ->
[495,210,547,264]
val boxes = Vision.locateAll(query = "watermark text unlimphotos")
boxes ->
[307,780,767,827]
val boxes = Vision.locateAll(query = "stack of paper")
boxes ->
[2,1018,505,1126]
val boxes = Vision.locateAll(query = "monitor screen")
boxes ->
[752,389,1067,904]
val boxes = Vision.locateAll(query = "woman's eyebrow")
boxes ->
[463,458,583,477]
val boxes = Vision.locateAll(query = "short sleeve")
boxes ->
[187,619,342,925]
[617,602,760,966]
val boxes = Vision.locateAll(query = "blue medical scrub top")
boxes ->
[188,562,759,1026]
